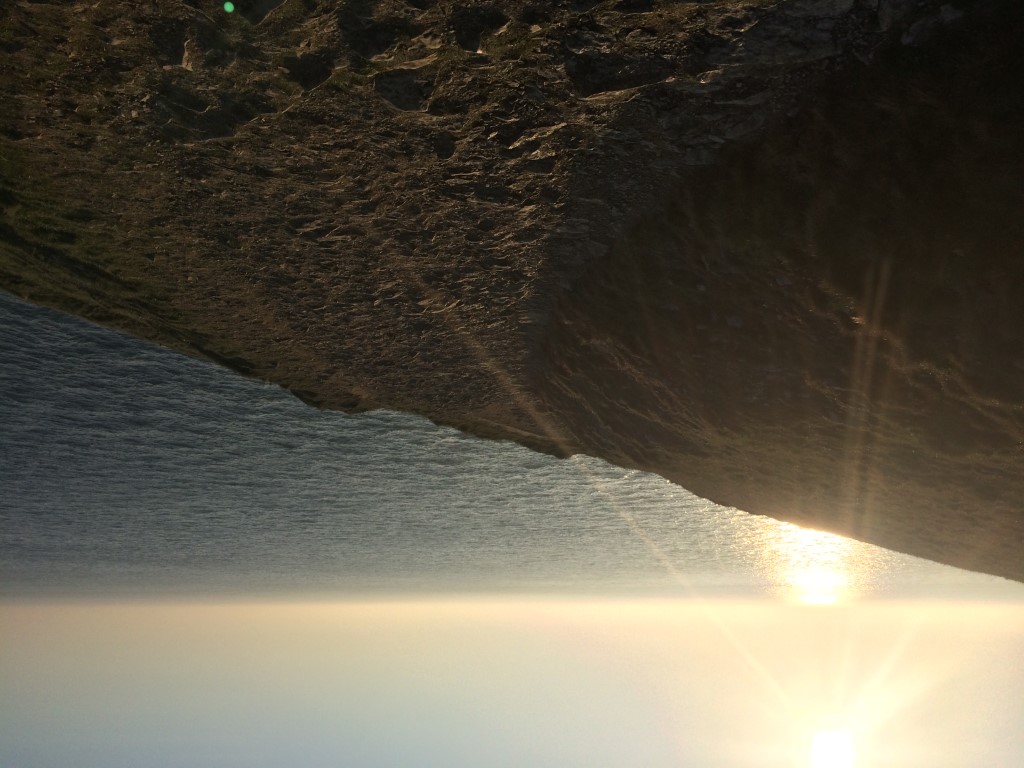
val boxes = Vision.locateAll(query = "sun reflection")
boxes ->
[760,523,856,605]
[810,728,855,768]
[792,566,848,605]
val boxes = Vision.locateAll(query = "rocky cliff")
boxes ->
[2,0,1022,581]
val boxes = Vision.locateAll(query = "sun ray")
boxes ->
[404,273,793,707]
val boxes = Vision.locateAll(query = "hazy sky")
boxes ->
[2,598,1022,768]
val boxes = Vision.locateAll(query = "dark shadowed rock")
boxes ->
[1,0,1021,581]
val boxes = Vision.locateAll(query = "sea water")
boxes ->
[0,291,1015,599]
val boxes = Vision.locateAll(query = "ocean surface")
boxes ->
[1,290,1019,600]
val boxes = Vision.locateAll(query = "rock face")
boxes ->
[2,0,1022,581]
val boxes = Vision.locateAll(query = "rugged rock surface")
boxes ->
[2,0,1022,581]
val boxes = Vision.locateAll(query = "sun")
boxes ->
[810,729,855,768]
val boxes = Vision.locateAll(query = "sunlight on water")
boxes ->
[760,523,856,605]
[2,290,1019,601]
[792,567,848,605]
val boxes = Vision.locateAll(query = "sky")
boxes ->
[2,597,1022,768]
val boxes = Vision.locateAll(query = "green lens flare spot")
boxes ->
[223,2,235,12]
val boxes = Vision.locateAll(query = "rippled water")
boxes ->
[0,291,1017,599]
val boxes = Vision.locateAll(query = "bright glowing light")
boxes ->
[760,523,855,605]
[792,566,848,605]
[811,729,855,768]
[223,1,235,12]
